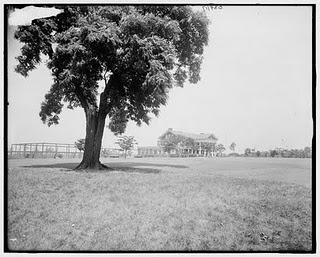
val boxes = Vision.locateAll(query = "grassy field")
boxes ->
[7,157,312,251]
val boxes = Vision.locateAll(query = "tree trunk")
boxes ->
[75,108,108,170]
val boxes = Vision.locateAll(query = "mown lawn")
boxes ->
[7,158,312,251]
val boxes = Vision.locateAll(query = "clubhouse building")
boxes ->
[137,128,218,157]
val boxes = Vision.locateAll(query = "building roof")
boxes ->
[159,128,218,141]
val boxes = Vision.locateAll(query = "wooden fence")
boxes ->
[8,142,122,159]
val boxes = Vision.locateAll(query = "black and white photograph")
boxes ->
[4,2,316,253]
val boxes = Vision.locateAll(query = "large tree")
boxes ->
[13,5,210,169]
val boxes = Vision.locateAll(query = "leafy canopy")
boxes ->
[14,6,210,134]
[244,148,251,156]
[115,135,136,152]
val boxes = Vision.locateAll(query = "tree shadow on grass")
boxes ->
[110,167,161,174]
[110,162,187,169]
[22,161,188,173]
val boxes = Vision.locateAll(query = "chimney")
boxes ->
[168,128,173,131]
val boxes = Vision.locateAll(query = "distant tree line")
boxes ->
[239,146,312,158]
[75,136,312,159]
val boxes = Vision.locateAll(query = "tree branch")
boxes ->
[74,85,90,113]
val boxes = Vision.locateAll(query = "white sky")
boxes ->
[7,5,313,153]
[8,6,63,25]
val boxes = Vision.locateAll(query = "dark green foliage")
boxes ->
[108,108,129,135]
[244,148,251,157]
[14,5,209,133]
[239,146,312,158]
[303,146,312,158]
[270,150,278,158]
[268,147,312,158]
[14,5,210,167]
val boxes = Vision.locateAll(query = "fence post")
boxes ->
[33,144,38,158]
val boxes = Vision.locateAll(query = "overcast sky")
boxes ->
[7,5,313,153]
